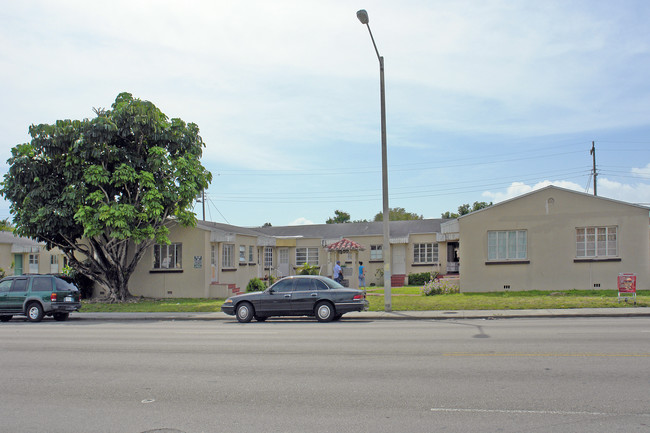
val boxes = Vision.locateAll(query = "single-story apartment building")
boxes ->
[457,186,649,292]
[2,186,647,298]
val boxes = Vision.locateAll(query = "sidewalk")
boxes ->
[72,307,650,322]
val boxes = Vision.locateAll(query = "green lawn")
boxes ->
[81,287,649,312]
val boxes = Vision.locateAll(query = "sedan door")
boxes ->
[256,278,294,315]
[291,278,326,314]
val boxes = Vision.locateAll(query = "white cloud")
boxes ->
[631,163,650,179]
[482,180,583,203]
[288,217,314,226]
[483,178,650,206]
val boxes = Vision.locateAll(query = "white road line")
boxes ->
[430,408,614,416]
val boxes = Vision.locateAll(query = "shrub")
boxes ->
[246,277,266,292]
[421,277,459,296]
[297,263,320,275]
[408,271,438,286]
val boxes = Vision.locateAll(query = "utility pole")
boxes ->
[590,141,597,196]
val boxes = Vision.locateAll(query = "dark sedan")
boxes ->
[221,275,369,323]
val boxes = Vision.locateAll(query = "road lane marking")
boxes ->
[443,353,650,357]
[430,408,618,416]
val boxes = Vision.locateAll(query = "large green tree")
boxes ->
[1,92,212,302]
[374,207,423,222]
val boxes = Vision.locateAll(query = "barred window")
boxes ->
[296,247,319,266]
[264,247,273,267]
[222,244,235,268]
[414,243,438,263]
[576,226,617,257]
[488,231,527,260]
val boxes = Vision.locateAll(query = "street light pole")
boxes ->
[357,9,391,312]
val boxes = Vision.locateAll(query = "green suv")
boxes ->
[0,274,82,322]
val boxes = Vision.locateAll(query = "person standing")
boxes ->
[358,261,366,288]
[333,260,343,283]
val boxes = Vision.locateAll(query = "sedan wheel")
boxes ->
[27,303,44,322]
[315,301,335,322]
[236,302,254,323]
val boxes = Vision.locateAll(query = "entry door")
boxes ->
[14,255,23,275]
[278,248,290,277]
[392,244,406,275]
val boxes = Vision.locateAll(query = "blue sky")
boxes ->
[1,0,649,227]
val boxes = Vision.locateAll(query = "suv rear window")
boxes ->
[54,277,78,291]
[31,277,53,292]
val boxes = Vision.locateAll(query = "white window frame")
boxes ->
[414,243,438,264]
[28,254,39,273]
[249,246,254,263]
[576,226,617,258]
[50,255,59,273]
[153,243,183,269]
[296,247,319,266]
[264,247,273,268]
[222,244,235,268]
[239,245,246,263]
[370,245,383,260]
[487,230,527,261]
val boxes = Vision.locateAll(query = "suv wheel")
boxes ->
[26,303,44,322]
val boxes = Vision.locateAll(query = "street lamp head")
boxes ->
[356,9,369,25]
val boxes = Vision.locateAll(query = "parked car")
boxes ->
[0,274,82,322]
[221,275,369,323]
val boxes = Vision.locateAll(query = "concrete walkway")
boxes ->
[72,307,650,322]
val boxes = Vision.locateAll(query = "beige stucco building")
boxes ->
[120,219,448,299]
[458,186,649,292]
[0,231,67,276]
[3,186,647,298]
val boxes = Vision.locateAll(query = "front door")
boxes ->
[278,248,290,277]
[13,255,23,275]
[392,244,406,275]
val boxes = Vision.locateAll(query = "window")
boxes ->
[264,247,273,267]
[370,245,383,260]
[488,231,527,260]
[32,277,52,292]
[222,244,235,268]
[414,243,438,263]
[239,245,246,263]
[50,255,59,273]
[294,278,318,291]
[249,246,254,262]
[296,247,319,266]
[29,254,39,273]
[576,226,617,257]
[153,243,183,269]
[210,245,217,267]
[271,279,294,293]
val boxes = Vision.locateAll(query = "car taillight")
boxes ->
[51,293,57,302]
[353,294,364,300]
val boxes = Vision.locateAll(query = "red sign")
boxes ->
[617,274,636,293]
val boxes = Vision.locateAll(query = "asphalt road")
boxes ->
[1,317,649,433]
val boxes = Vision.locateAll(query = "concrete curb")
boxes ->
[70,307,650,322]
